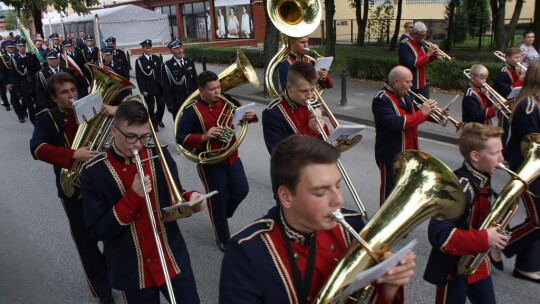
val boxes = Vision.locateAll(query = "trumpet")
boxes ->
[306,91,367,218]
[423,40,454,62]
[408,90,463,132]
[493,50,527,73]
[463,69,512,119]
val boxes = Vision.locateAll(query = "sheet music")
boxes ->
[507,86,522,99]
[232,102,256,125]
[326,124,365,144]
[331,239,417,303]
[162,190,219,212]
[314,56,334,72]
[72,92,103,125]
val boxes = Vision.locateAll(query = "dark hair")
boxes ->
[47,72,76,97]
[287,61,318,85]
[270,135,340,194]
[505,47,521,57]
[523,29,535,38]
[113,99,149,126]
[198,70,219,88]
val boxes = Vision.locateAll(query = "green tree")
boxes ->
[504,0,524,48]
[389,0,404,51]
[445,0,467,50]
[366,0,393,44]
[349,0,373,46]
[464,0,489,38]
[325,0,336,57]
[4,10,27,30]
[490,0,507,51]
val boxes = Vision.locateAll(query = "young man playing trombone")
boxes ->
[81,100,206,303]
[462,64,501,125]
[219,135,416,303]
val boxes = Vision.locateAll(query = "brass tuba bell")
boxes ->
[315,150,466,304]
[60,64,135,197]
[174,49,259,165]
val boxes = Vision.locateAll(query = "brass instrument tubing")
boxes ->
[332,210,380,263]
[305,99,368,218]
[132,149,177,304]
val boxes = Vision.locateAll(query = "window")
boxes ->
[406,0,449,4]
[183,1,210,40]
[155,5,177,38]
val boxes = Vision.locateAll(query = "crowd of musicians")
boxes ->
[1,17,539,304]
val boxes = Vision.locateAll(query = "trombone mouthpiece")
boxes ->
[331,209,345,223]
[496,162,507,170]
[132,149,140,156]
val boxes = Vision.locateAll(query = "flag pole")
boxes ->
[17,17,45,63]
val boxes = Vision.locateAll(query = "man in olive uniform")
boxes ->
[135,39,164,130]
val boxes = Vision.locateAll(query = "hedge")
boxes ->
[184,45,265,68]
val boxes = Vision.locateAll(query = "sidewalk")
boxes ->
[128,53,464,144]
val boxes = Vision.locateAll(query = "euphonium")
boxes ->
[59,64,135,197]
[264,0,322,98]
[457,134,540,276]
[315,150,466,304]
[174,49,259,165]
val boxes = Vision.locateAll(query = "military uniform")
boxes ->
[161,39,198,118]
[277,51,333,92]
[398,37,436,98]
[135,40,164,127]
[262,92,329,154]
[220,206,403,304]
[48,33,62,54]
[176,94,256,247]
[8,40,40,123]
[29,108,112,301]
[81,144,200,303]
[0,44,14,112]
[36,64,77,111]
[494,64,522,147]
[424,162,496,304]
[76,35,99,82]
[60,38,89,98]
[462,85,496,125]
[503,98,540,274]
[372,83,427,205]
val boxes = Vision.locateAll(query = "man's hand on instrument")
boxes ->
[487,227,509,251]
[491,103,502,111]
[189,192,208,213]
[142,91,149,97]
[378,251,416,301]
[132,174,152,198]
[442,108,450,116]
[427,45,438,57]
[73,145,100,162]
[101,105,118,116]
[242,110,256,122]
[202,126,221,142]
[420,99,437,116]
[318,68,329,81]
[5,84,12,91]
[308,107,324,133]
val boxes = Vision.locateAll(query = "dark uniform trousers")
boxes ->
[10,53,40,122]
[503,98,540,272]
[29,109,111,299]
[0,54,12,109]
[161,57,198,119]
[135,55,164,126]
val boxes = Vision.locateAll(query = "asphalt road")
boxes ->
[0,93,536,303]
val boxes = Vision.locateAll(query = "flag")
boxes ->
[17,19,45,63]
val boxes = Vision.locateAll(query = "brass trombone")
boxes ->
[423,40,454,62]
[408,90,463,132]
[493,50,527,73]
[463,69,512,119]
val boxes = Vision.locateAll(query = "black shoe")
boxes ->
[512,269,540,283]
[155,126,159,132]
[99,295,115,304]
[5,105,10,111]
[158,121,165,128]
[489,252,504,271]
[216,240,226,252]
[18,117,25,123]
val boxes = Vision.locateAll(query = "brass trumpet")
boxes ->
[423,40,454,62]
[408,90,463,132]
[463,69,512,119]
[493,50,527,73]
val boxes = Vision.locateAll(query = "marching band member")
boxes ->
[61,38,89,98]
[400,21,413,42]
[424,123,509,304]
[372,65,437,205]
[81,100,206,303]
[76,34,99,82]
[398,21,437,98]
[263,61,329,154]
[462,64,501,125]
[135,39,164,131]
[161,38,198,119]
[0,40,14,113]
[220,135,416,304]
[30,73,113,304]
[175,70,257,252]
[48,33,62,53]
[494,60,540,284]
[35,50,78,111]
[277,36,333,92]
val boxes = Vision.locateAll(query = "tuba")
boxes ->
[457,134,540,276]
[173,49,259,165]
[59,64,135,197]
[315,150,466,304]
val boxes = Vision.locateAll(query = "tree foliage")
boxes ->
[366,0,393,44]
[464,0,489,37]
[349,0,373,46]
[389,0,403,51]
[325,0,336,57]
[2,0,99,15]
[4,10,28,30]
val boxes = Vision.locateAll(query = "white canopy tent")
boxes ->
[42,5,171,48]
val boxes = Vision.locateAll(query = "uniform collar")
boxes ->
[279,209,313,247]
[282,90,301,110]
[464,161,490,189]
[109,141,136,165]
[289,51,304,61]
[383,82,398,96]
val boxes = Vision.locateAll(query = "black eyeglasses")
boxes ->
[115,125,152,144]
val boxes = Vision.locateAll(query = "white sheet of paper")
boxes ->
[161,190,219,212]
[72,92,103,125]
[232,102,256,125]
[507,86,522,99]
[314,56,334,72]
[326,124,365,144]
[330,239,417,303]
